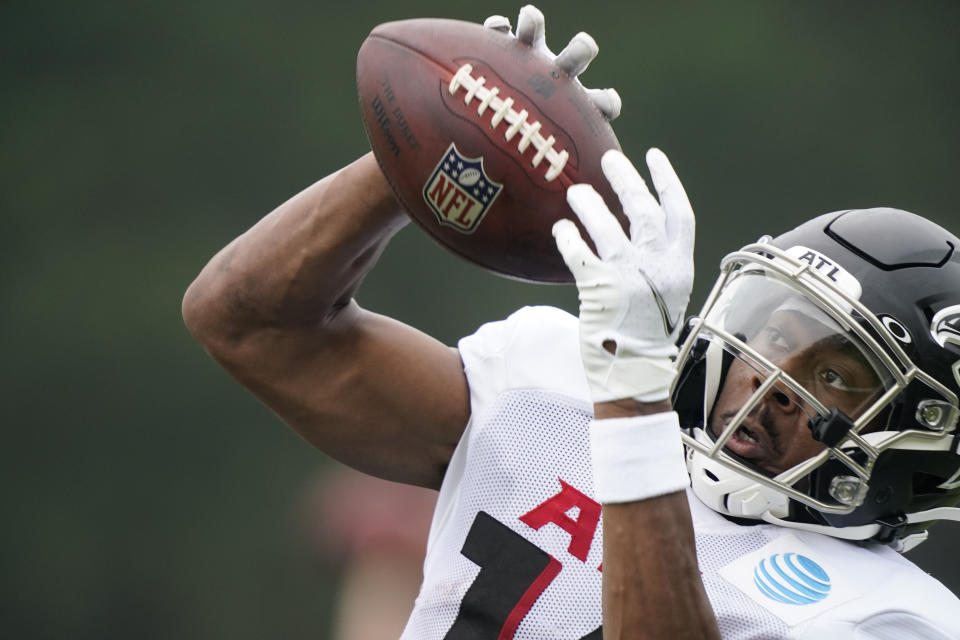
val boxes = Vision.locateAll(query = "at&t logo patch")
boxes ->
[718,534,860,625]
[422,143,502,233]
[754,552,831,605]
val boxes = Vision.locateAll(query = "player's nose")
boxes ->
[750,371,804,416]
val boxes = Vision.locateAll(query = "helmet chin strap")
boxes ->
[759,511,880,540]
[760,506,960,553]
[904,506,960,525]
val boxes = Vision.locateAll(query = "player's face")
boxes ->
[709,309,885,475]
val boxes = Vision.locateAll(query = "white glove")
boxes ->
[553,148,695,403]
[483,5,622,120]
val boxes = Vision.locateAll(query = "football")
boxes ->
[357,18,625,283]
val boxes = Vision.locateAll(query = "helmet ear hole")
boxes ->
[703,468,720,482]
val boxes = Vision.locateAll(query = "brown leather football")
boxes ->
[357,18,624,283]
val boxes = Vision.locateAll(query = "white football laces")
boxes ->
[449,63,570,182]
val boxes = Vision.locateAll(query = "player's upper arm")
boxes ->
[208,299,470,489]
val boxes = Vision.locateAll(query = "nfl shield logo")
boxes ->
[422,143,503,234]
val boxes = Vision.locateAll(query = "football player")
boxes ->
[182,6,960,638]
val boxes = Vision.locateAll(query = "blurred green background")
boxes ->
[4,1,959,637]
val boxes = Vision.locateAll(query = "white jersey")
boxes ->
[400,306,960,640]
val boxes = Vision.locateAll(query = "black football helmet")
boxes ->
[674,208,960,550]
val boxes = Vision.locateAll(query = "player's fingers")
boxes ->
[483,15,512,33]
[516,5,547,51]
[552,218,602,281]
[646,148,695,252]
[567,183,627,260]
[585,87,622,121]
[600,150,665,243]
[555,32,598,77]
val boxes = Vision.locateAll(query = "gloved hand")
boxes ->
[483,5,621,120]
[553,148,695,403]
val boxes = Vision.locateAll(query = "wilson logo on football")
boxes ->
[422,143,502,234]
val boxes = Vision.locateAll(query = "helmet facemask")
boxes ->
[675,239,960,548]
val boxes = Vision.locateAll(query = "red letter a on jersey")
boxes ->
[519,479,601,562]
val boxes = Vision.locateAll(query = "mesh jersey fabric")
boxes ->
[399,306,960,640]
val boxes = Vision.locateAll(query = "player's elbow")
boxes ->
[182,276,214,345]
[181,273,245,361]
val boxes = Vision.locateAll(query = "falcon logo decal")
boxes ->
[423,143,502,234]
[931,305,960,388]
[932,305,960,348]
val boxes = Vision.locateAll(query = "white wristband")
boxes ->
[590,412,689,504]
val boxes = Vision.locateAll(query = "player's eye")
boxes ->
[760,326,790,353]
[818,368,851,392]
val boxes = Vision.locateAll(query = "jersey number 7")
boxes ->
[443,511,602,640]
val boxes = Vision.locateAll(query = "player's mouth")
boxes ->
[711,412,781,471]
[725,424,767,458]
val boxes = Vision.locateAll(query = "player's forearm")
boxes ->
[182,152,406,343]
[602,493,721,640]
[593,402,720,638]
